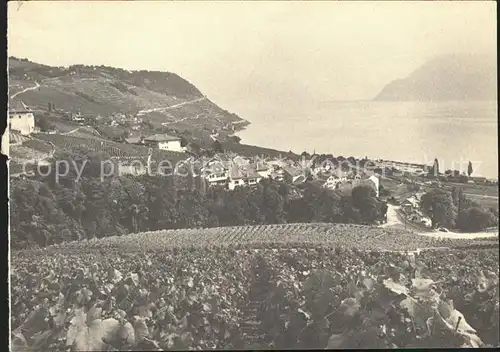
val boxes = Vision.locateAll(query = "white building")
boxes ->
[323,175,341,190]
[255,162,272,179]
[228,165,262,190]
[368,175,380,197]
[143,134,183,152]
[203,165,229,187]
[8,100,35,136]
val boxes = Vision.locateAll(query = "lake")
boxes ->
[235,100,498,179]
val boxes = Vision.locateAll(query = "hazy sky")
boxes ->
[8,1,497,111]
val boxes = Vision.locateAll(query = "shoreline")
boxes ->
[233,127,498,181]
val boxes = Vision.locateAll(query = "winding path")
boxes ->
[11,81,40,99]
[137,97,207,116]
[161,113,204,127]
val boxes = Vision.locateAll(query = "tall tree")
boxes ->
[451,187,459,206]
[457,188,466,213]
[429,158,439,176]
[420,189,456,228]
[467,161,473,177]
[351,184,380,224]
[212,140,224,154]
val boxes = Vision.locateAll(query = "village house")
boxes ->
[143,134,183,152]
[367,175,380,198]
[256,165,272,179]
[232,155,250,167]
[201,160,230,187]
[401,195,419,213]
[125,136,144,145]
[323,175,341,190]
[8,100,35,135]
[282,166,305,184]
[228,164,262,190]
[255,162,272,179]
[205,169,229,187]
[267,159,288,170]
[407,209,431,226]
[469,176,488,185]
[241,165,263,186]
[270,168,285,182]
[70,112,85,123]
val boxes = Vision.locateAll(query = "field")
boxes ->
[27,223,499,254]
[11,225,500,350]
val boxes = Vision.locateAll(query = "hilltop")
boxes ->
[8,57,249,139]
[374,53,497,101]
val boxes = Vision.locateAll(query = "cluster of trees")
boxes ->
[10,150,387,249]
[420,187,498,232]
[427,158,474,183]
[36,116,56,132]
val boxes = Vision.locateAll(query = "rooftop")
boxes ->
[230,164,261,180]
[144,134,181,143]
[282,166,304,177]
[125,137,143,144]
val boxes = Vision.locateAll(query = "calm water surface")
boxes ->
[235,101,498,178]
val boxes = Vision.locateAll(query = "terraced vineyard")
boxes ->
[22,139,54,154]
[33,223,499,255]
[9,145,50,161]
[34,133,186,163]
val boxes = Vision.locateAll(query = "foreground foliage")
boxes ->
[11,240,499,350]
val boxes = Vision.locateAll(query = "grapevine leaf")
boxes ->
[66,308,86,348]
[53,311,67,327]
[11,332,28,352]
[339,298,361,317]
[98,318,121,345]
[326,333,348,349]
[297,308,311,320]
[461,332,484,348]
[30,330,52,348]
[411,278,437,291]
[400,296,430,331]
[383,278,409,296]
[86,305,103,325]
[437,300,477,333]
[119,321,136,345]
[476,270,498,293]
[362,277,374,290]
[128,273,140,286]
[134,316,150,342]
[108,268,123,284]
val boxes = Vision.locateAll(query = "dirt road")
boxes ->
[138,97,206,116]
[11,81,40,99]
[381,204,498,239]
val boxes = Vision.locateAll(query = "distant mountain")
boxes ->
[8,57,248,133]
[374,54,497,101]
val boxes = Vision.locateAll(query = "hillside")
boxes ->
[8,57,249,135]
[374,53,497,101]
